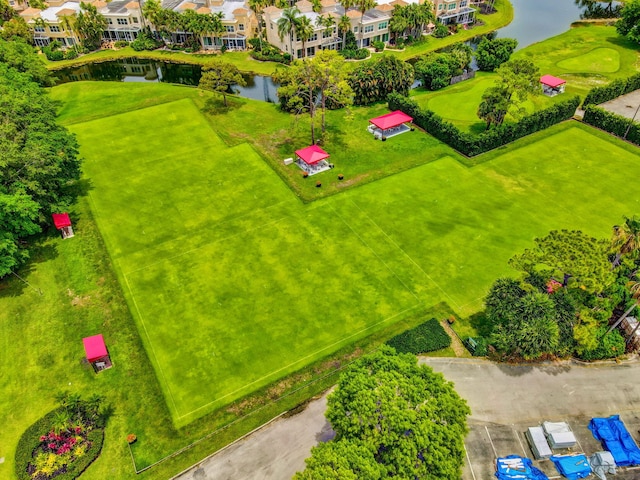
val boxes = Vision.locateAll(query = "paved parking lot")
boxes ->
[175,357,640,480]
[423,358,640,480]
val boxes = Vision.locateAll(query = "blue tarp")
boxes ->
[550,454,592,480]
[588,415,640,467]
[495,455,549,480]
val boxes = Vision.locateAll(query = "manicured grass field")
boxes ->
[68,88,640,430]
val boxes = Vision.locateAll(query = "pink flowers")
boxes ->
[546,279,562,294]
[41,429,84,456]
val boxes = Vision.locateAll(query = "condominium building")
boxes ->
[432,0,475,25]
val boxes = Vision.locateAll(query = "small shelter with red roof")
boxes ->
[540,75,566,96]
[52,213,74,239]
[368,111,414,140]
[295,145,332,176]
[83,334,112,372]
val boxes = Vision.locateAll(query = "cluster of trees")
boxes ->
[414,43,472,90]
[295,347,470,479]
[577,0,621,19]
[483,219,640,361]
[0,39,82,278]
[389,3,434,44]
[349,54,414,105]
[0,0,31,42]
[274,50,354,143]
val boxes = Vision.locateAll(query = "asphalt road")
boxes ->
[173,357,640,480]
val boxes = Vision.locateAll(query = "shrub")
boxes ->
[388,92,580,156]
[250,43,291,64]
[339,48,369,60]
[576,327,625,361]
[386,318,451,354]
[43,40,64,61]
[130,30,161,51]
[372,40,385,52]
[114,40,129,48]
[395,37,405,48]
[433,23,449,38]
[63,48,78,60]
[583,73,640,107]
[583,105,640,146]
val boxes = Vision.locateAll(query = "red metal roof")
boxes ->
[540,75,566,88]
[83,334,108,362]
[295,145,330,165]
[52,213,72,229]
[369,110,413,130]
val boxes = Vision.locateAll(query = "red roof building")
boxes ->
[369,111,413,131]
[82,334,112,372]
[295,145,330,165]
[52,213,72,229]
[540,75,566,96]
[52,213,75,239]
[540,75,566,88]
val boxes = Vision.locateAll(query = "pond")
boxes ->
[496,0,618,49]
[53,58,280,102]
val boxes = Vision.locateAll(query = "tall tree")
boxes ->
[0,38,52,85]
[349,54,414,105]
[342,0,375,48]
[277,7,300,58]
[611,215,640,265]
[295,347,470,479]
[475,37,518,71]
[248,0,270,48]
[198,60,246,106]
[58,13,78,47]
[337,14,351,49]
[510,230,614,295]
[313,49,353,132]
[75,1,107,50]
[477,85,510,129]
[1,16,32,42]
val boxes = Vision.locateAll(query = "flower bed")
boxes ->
[15,396,106,480]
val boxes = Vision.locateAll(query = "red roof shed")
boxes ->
[369,111,413,130]
[540,75,566,88]
[83,334,108,362]
[52,213,72,230]
[295,145,330,165]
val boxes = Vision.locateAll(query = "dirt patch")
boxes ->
[67,289,91,307]
[440,320,467,357]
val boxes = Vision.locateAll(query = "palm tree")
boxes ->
[611,216,640,266]
[248,0,269,48]
[59,14,78,48]
[296,15,314,57]
[52,410,72,435]
[342,0,375,48]
[337,14,350,49]
[607,276,640,335]
[316,13,335,44]
[277,7,300,58]
[311,0,322,13]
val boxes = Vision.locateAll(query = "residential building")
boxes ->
[432,0,475,25]
[20,2,82,47]
[264,0,396,59]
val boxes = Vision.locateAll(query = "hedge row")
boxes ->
[387,318,451,354]
[583,72,640,107]
[582,105,640,146]
[388,93,580,156]
[15,408,104,480]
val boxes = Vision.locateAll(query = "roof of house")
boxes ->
[196,6,211,13]
[375,3,393,12]
[540,74,566,88]
[320,0,336,6]
[232,7,248,14]
[346,9,360,18]
[180,2,197,9]
[56,7,76,16]
[83,334,108,362]
[40,2,82,22]
[20,6,42,15]
[369,110,413,130]
[295,145,330,165]
[52,213,72,229]
[124,1,140,9]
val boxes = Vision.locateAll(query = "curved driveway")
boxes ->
[173,357,640,480]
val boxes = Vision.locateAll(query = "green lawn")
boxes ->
[4,79,640,479]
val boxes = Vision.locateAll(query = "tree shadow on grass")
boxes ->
[469,311,493,338]
[201,96,243,116]
[0,240,58,298]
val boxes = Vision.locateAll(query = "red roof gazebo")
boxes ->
[52,213,75,239]
[540,75,566,96]
[368,111,414,139]
[294,145,332,176]
[82,334,112,372]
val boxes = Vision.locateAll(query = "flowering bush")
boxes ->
[546,279,562,294]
